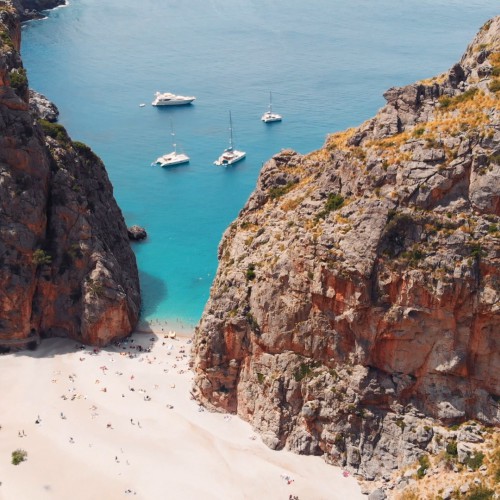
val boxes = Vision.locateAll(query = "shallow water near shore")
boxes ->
[21,0,500,327]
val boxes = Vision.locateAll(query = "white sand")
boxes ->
[0,328,364,500]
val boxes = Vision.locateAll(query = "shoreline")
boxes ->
[135,318,195,338]
[0,333,364,499]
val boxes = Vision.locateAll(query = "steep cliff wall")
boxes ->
[193,17,500,480]
[0,1,140,346]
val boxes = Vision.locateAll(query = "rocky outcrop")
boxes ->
[29,89,58,121]
[13,0,66,21]
[127,225,147,241]
[193,17,500,482]
[0,1,140,346]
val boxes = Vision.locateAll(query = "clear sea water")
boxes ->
[21,0,499,328]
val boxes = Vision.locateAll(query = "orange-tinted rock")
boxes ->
[193,17,500,480]
[0,1,140,347]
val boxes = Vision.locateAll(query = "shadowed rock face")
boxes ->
[0,1,140,346]
[12,0,65,20]
[193,17,500,479]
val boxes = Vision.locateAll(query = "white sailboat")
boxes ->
[214,111,246,166]
[261,91,282,123]
[152,122,190,167]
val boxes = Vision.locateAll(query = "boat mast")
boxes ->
[269,91,273,114]
[170,120,177,154]
[229,111,234,150]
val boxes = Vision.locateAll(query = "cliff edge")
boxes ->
[0,1,140,346]
[193,17,500,483]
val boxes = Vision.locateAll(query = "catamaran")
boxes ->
[261,91,282,122]
[152,123,190,167]
[214,112,246,166]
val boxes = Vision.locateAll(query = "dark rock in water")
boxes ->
[14,0,66,20]
[128,225,147,241]
[29,90,59,122]
[21,0,65,9]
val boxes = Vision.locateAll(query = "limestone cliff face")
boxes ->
[0,1,140,346]
[193,17,500,479]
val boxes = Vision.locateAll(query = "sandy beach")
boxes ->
[0,326,364,500]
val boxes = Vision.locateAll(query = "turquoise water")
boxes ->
[21,1,499,327]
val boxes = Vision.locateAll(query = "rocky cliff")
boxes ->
[193,17,500,483]
[13,0,65,21]
[0,1,140,346]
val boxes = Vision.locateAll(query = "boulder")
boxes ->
[127,225,147,241]
[368,489,386,500]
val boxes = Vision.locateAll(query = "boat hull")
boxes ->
[261,112,282,123]
[153,153,190,167]
[152,99,195,106]
[214,150,246,166]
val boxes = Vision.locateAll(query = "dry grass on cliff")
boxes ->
[394,428,500,500]
[419,73,448,86]
[325,127,357,152]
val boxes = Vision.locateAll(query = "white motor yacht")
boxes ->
[261,91,282,122]
[214,112,246,166]
[152,91,196,106]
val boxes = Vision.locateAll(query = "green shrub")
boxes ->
[86,278,103,299]
[316,193,345,220]
[464,451,484,471]
[416,454,430,479]
[446,440,458,457]
[11,449,27,465]
[245,263,256,281]
[469,243,486,259]
[269,181,297,199]
[324,193,344,212]
[72,141,93,156]
[39,119,69,144]
[439,88,478,109]
[489,153,500,165]
[0,30,14,49]
[293,363,312,382]
[401,248,425,263]
[32,249,52,266]
[467,484,494,500]
[413,127,425,137]
[256,373,265,384]
[489,79,500,93]
[9,68,27,93]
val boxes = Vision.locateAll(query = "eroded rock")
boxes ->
[193,16,500,482]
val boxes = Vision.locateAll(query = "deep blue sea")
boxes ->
[21,0,499,328]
